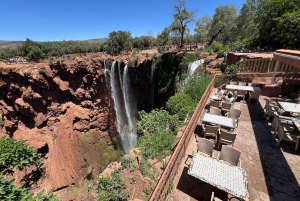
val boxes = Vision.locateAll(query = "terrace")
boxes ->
[167,95,300,201]
[149,50,300,201]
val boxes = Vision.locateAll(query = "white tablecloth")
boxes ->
[278,102,300,113]
[188,153,249,200]
[201,113,235,128]
[226,85,261,92]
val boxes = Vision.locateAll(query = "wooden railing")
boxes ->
[238,58,300,73]
[149,75,216,201]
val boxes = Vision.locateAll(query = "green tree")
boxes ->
[173,0,196,49]
[157,27,171,46]
[254,0,300,49]
[194,15,212,43]
[208,5,238,44]
[236,0,259,44]
[108,30,132,55]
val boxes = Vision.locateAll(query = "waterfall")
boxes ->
[122,65,135,132]
[104,61,137,153]
[187,59,204,75]
[118,61,123,90]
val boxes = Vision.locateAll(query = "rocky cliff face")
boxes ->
[0,58,122,191]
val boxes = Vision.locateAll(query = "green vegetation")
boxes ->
[179,53,199,68]
[137,109,180,136]
[224,64,238,78]
[97,171,129,201]
[183,72,212,101]
[155,52,183,94]
[143,187,154,196]
[0,137,57,200]
[214,76,231,88]
[129,177,136,184]
[137,130,176,160]
[166,93,196,121]
[172,0,196,48]
[83,131,91,139]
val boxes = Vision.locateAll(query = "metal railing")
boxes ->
[149,75,216,201]
[238,58,300,73]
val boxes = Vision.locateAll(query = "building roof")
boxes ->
[274,49,300,68]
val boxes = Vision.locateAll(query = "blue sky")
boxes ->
[0,0,245,41]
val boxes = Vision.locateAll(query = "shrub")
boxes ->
[0,137,41,175]
[214,76,231,88]
[0,137,57,200]
[179,53,199,68]
[137,130,176,160]
[224,64,238,78]
[97,171,129,201]
[183,72,212,101]
[137,109,180,136]
[166,93,197,121]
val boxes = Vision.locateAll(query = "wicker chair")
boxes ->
[248,91,261,104]
[221,102,233,114]
[210,100,220,109]
[230,81,237,85]
[218,130,237,149]
[272,115,295,138]
[209,107,222,115]
[202,125,219,143]
[218,145,241,167]
[275,123,300,152]
[236,90,246,102]
[197,138,215,156]
[264,103,279,122]
[248,83,257,87]
[238,82,247,86]
[226,108,242,127]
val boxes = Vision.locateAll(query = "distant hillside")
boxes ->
[0,40,24,48]
[0,38,108,49]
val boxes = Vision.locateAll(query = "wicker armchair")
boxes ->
[221,102,233,114]
[275,123,300,152]
[248,91,261,104]
[218,145,241,167]
[210,100,221,109]
[238,82,247,86]
[248,83,257,87]
[218,130,237,149]
[197,138,215,156]
[209,107,222,115]
[202,125,219,143]
[226,108,242,127]
[236,90,246,102]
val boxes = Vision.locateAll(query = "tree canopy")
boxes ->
[172,0,196,48]
[254,0,300,49]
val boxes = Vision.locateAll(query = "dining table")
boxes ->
[278,101,300,113]
[226,85,261,92]
[200,112,236,129]
[188,152,249,201]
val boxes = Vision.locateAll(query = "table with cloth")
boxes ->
[278,101,300,113]
[188,152,249,201]
[201,112,235,129]
[226,85,261,92]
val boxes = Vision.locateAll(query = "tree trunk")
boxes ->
[208,26,225,46]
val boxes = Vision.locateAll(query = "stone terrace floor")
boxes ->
[166,96,300,201]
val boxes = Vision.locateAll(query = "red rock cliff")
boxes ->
[0,58,118,191]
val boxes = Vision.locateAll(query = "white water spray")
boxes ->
[104,61,137,153]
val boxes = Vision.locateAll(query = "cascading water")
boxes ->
[104,61,137,153]
[187,59,204,75]
[185,59,204,83]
